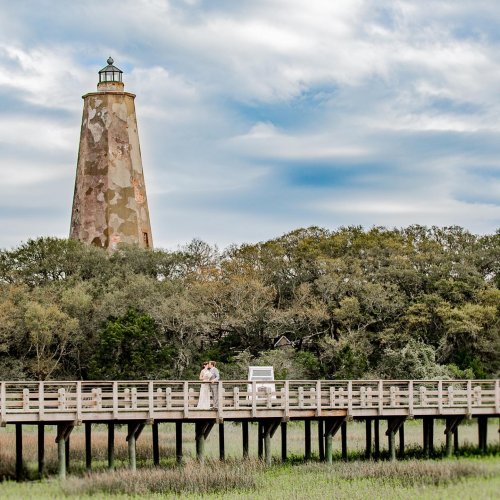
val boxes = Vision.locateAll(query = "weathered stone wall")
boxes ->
[70,86,153,250]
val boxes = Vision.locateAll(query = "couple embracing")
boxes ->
[197,361,220,409]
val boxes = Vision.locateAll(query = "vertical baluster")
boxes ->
[233,386,240,410]
[148,381,154,420]
[76,382,82,422]
[378,380,384,416]
[22,388,29,411]
[408,381,414,417]
[38,382,44,421]
[438,381,443,414]
[113,382,118,418]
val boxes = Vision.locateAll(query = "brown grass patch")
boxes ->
[62,459,263,496]
[300,458,500,486]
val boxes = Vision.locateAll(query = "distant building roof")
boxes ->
[274,335,292,348]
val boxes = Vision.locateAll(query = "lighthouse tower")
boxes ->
[70,58,153,250]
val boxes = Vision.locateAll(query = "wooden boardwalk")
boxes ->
[2,379,499,423]
[1,379,499,479]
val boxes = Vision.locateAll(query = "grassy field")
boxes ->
[0,419,498,498]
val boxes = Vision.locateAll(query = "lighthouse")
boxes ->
[70,58,153,250]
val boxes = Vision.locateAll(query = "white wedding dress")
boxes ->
[197,368,211,409]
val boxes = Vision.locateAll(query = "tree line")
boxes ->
[0,225,498,381]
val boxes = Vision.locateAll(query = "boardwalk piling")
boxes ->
[128,426,137,471]
[388,423,396,461]
[324,418,344,464]
[423,417,434,456]
[444,417,463,457]
[262,420,280,465]
[341,420,347,461]
[219,423,225,461]
[423,418,429,456]
[478,416,488,452]
[325,428,332,464]
[15,423,23,481]
[56,423,73,480]
[108,423,115,469]
[281,421,287,462]
[175,422,183,463]
[305,420,311,460]
[38,425,45,476]
[374,419,380,460]
[429,418,434,453]
[195,422,204,461]
[242,421,249,459]
[398,423,405,458]
[258,421,263,459]
[195,421,214,462]
[57,433,65,479]
[65,436,70,472]
[365,419,372,459]
[152,422,159,466]
[127,422,145,471]
[318,420,325,461]
[264,425,271,465]
[387,418,405,462]
[85,422,92,471]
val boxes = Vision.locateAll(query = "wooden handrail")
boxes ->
[0,379,497,423]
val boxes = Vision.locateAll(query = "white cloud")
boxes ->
[0,43,91,111]
[0,0,500,250]
[0,117,77,152]
[228,122,369,160]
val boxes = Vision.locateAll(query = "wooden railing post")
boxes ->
[233,386,240,410]
[347,381,353,416]
[58,388,66,410]
[495,380,500,414]
[408,381,414,417]
[165,387,172,410]
[378,380,384,416]
[284,381,290,419]
[0,382,6,423]
[438,380,443,414]
[148,381,154,420]
[316,380,322,417]
[183,381,189,418]
[112,382,118,419]
[390,386,396,407]
[252,381,257,417]
[298,386,304,409]
[131,387,137,410]
[217,381,223,417]
[76,381,82,422]
[467,380,472,416]
[38,382,44,421]
[22,388,29,411]
[447,385,454,407]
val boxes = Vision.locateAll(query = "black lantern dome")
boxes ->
[98,57,123,83]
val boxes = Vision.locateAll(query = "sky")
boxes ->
[0,0,499,250]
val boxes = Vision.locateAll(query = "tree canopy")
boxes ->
[0,225,498,381]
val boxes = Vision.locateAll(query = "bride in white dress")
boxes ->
[197,362,211,409]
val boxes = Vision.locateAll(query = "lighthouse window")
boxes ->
[143,232,149,248]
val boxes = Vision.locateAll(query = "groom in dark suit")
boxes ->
[208,361,220,409]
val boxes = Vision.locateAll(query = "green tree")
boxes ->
[89,310,176,379]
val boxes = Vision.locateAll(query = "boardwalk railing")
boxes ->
[1,379,499,423]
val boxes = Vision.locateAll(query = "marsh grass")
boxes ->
[62,459,264,496]
[0,419,500,498]
[297,458,499,486]
[0,457,498,498]
[37,457,500,498]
